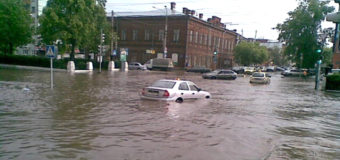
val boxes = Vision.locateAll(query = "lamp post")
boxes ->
[164,5,168,58]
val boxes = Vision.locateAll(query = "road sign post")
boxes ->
[46,45,55,89]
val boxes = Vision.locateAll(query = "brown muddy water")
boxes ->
[0,68,339,160]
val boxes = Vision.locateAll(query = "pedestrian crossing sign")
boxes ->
[46,45,55,58]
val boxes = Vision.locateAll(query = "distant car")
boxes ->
[141,79,211,103]
[266,66,275,72]
[186,66,211,73]
[282,69,306,77]
[128,62,146,70]
[244,67,255,74]
[250,72,271,84]
[202,70,237,80]
[276,67,285,71]
[232,66,245,74]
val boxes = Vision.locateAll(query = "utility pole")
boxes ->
[163,5,168,58]
[111,10,114,60]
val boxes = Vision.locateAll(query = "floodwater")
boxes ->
[0,68,339,160]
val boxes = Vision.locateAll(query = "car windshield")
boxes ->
[151,81,176,89]
[252,73,265,77]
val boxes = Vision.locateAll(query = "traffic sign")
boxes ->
[46,45,55,58]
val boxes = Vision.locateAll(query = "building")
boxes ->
[109,2,238,69]
[16,0,47,55]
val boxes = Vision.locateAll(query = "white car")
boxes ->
[250,72,271,84]
[141,79,211,103]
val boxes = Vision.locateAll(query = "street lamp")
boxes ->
[153,5,168,58]
[164,5,168,58]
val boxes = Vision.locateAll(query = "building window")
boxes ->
[173,29,180,42]
[121,30,126,40]
[132,30,138,40]
[31,6,35,13]
[145,30,150,40]
[208,34,212,46]
[189,30,193,42]
[199,34,203,44]
[195,32,198,43]
[204,34,208,45]
[159,30,164,41]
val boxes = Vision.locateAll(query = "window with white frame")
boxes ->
[190,30,193,42]
[145,30,150,40]
[195,32,198,43]
[132,30,138,40]
[159,30,164,41]
[121,30,126,40]
[173,29,180,42]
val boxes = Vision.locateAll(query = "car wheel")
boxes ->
[205,96,210,99]
[175,98,183,103]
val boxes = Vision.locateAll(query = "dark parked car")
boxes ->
[202,70,237,80]
[186,66,211,73]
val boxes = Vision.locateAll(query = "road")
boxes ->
[0,69,339,160]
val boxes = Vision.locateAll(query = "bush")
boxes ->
[326,73,340,90]
[0,54,121,70]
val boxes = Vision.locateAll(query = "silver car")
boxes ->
[202,70,237,80]
[250,72,271,84]
[128,62,146,70]
[141,79,211,103]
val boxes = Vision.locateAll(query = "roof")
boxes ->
[107,9,184,17]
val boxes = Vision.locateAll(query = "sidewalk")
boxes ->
[0,64,67,72]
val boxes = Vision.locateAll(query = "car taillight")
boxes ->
[163,90,170,97]
[141,88,146,95]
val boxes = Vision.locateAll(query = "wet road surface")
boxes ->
[0,69,339,160]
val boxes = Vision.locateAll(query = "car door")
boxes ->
[216,71,224,79]
[188,82,200,99]
[178,82,191,99]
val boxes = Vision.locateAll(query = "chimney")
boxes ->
[183,7,187,14]
[191,10,195,16]
[186,9,191,15]
[171,2,176,11]
[199,13,203,19]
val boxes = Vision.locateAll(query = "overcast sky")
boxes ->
[106,0,338,40]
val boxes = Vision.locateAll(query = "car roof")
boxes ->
[158,79,192,83]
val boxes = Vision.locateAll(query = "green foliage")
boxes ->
[268,47,287,66]
[234,42,269,66]
[0,0,32,54]
[326,73,340,90]
[322,47,333,65]
[39,0,111,59]
[276,0,334,68]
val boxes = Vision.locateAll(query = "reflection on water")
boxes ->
[0,69,339,160]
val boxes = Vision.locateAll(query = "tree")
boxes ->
[39,0,110,60]
[234,41,269,66]
[322,47,333,65]
[268,47,287,66]
[276,0,334,68]
[0,0,32,54]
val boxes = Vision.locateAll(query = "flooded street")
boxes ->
[0,68,339,160]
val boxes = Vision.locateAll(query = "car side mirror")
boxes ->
[198,88,202,92]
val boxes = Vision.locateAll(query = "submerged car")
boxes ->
[141,79,211,103]
[128,62,147,70]
[250,72,271,84]
[202,70,237,80]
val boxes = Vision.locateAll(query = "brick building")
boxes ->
[109,2,238,69]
